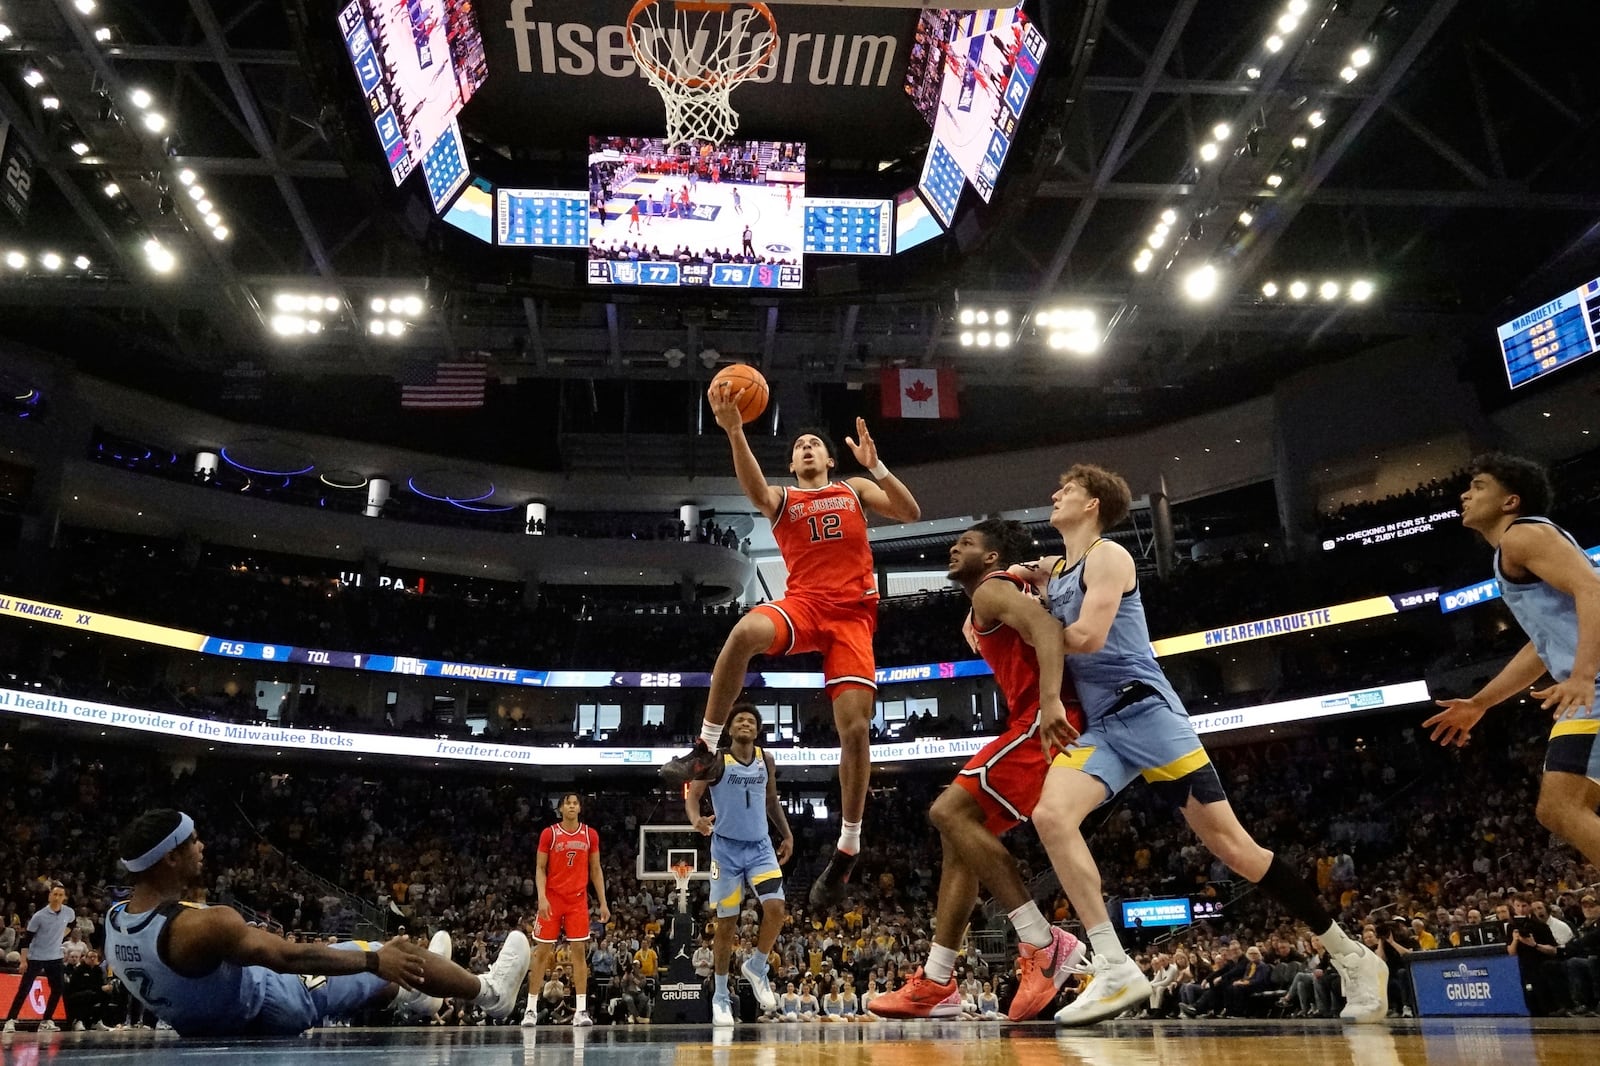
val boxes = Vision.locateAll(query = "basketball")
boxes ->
[709,364,769,423]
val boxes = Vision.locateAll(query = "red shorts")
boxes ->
[535,896,592,943]
[954,704,1086,835]
[752,595,877,692]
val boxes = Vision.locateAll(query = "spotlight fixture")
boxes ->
[1349,279,1375,302]
[41,96,59,111]
[1339,66,1358,83]
[1319,280,1341,300]
[1199,142,1220,163]
[975,330,992,347]
[959,308,975,325]
[959,331,974,346]
[371,297,387,313]
[1351,46,1373,68]
[196,199,213,215]
[1287,0,1308,14]
[1265,173,1284,188]
[1261,281,1279,298]
[1291,135,1308,149]
[975,310,990,325]
[368,319,385,336]
[1264,35,1284,53]
[0,24,12,42]
[74,0,96,14]
[178,168,195,186]
[1160,208,1178,226]
[188,185,205,201]
[994,308,1011,326]
[129,88,152,109]
[386,319,405,337]
[23,69,44,88]
[143,112,166,133]
[1182,263,1220,303]
[73,255,91,270]
[4,251,24,270]
[1246,66,1262,79]
[94,26,111,42]
[69,141,89,156]
[211,226,229,241]
[204,212,221,228]
[1276,13,1298,33]
[994,331,1011,349]
[1238,210,1254,227]
[1212,122,1232,141]
[1307,110,1326,128]
[142,238,176,273]
[40,252,62,271]
[1287,280,1309,300]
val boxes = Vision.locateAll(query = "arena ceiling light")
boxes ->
[1182,263,1221,303]
[41,96,59,111]
[1307,110,1326,129]
[128,87,152,109]
[142,238,175,274]
[1260,278,1374,304]
[23,69,44,88]
[1038,308,1099,354]
[4,251,25,270]
[94,26,111,42]
[0,24,12,41]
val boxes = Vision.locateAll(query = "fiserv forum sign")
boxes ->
[471,1,925,155]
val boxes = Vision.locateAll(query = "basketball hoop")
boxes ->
[670,860,695,913]
[625,0,779,149]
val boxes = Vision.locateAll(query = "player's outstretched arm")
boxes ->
[1062,542,1134,655]
[843,417,921,523]
[168,904,425,987]
[1424,641,1545,746]
[711,382,783,519]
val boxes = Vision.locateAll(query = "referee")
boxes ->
[2,882,73,1033]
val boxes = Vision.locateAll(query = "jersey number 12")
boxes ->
[806,514,843,542]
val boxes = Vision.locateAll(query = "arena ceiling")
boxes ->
[1,0,1599,468]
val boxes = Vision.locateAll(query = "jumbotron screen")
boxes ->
[336,0,487,189]
[586,136,806,289]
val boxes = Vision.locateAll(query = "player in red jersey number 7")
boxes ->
[662,385,921,909]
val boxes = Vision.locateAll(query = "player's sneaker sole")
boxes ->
[808,850,857,909]
[660,742,719,786]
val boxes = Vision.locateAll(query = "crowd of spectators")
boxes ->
[2,697,1597,1028]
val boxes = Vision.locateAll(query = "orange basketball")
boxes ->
[709,364,769,423]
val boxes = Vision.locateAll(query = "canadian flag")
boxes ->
[880,368,960,420]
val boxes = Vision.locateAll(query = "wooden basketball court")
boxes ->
[1,1018,1594,1066]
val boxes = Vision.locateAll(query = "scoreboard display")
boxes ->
[1497,275,1600,388]
[804,198,892,256]
[497,189,589,247]
[918,139,964,227]
[420,119,469,210]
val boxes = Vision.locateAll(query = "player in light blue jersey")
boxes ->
[1427,454,1600,871]
[1017,463,1387,1026]
[686,705,793,1027]
[101,809,530,1037]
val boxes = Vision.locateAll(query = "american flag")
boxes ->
[397,361,487,409]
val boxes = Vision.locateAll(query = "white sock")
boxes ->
[924,943,958,985]
[836,820,862,856]
[700,720,724,748]
[1086,922,1127,965]
[1320,922,1357,955]
[1008,901,1053,949]
[576,993,587,1011]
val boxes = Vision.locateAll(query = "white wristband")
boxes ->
[870,462,890,480]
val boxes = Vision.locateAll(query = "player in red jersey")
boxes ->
[662,387,921,908]
[871,520,1087,1020]
[520,793,610,1027]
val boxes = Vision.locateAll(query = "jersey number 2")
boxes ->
[806,514,843,542]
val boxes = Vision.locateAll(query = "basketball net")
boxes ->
[626,0,778,149]
[671,861,695,914]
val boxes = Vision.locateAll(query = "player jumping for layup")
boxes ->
[685,704,793,1026]
[521,793,610,1027]
[1022,464,1389,1026]
[871,520,1086,1020]
[663,389,921,909]
[1426,454,1600,870]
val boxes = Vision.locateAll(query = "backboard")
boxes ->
[637,823,713,882]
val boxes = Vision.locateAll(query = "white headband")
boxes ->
[123,812,195,873]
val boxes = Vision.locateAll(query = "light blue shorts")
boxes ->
[1051,694,1228,811]
[709,835,785,917]
[251,940,389,1034]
